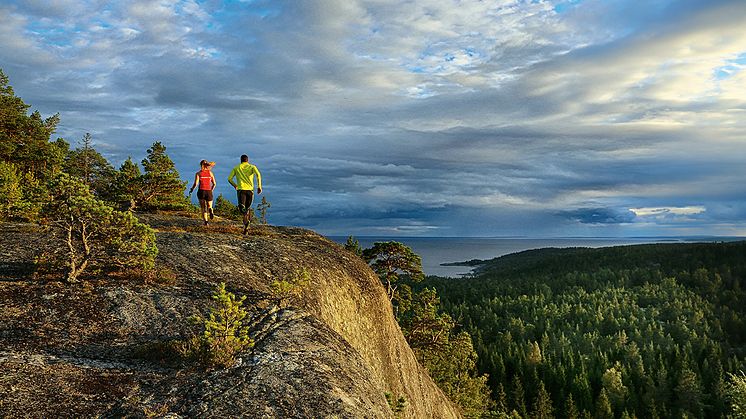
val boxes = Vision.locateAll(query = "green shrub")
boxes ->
[132,266,178,285]
[41,173,157,282]
[214,193,242,220]
[398,287,494,417]
[187,282,254,368]
[0,161,24,220]
[727,371,746,417]
[344,235,363,257]
[385,392,408,417]
[269,268,311,308]
[130,340,184,365]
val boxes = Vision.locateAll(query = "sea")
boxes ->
[327,236,744,277]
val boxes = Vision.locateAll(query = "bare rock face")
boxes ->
[0,217,460,418]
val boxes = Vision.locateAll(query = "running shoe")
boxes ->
[209,208,214,220]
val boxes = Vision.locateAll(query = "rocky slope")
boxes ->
[0,215,460,418]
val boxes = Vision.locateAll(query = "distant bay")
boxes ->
[327,236,745,277]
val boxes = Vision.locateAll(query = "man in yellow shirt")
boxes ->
[228,154,263,234]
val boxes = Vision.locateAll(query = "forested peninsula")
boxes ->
[424,242,746,418]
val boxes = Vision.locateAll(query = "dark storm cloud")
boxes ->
[559,208,637,225]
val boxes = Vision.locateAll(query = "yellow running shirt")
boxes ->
[228,162,262,191]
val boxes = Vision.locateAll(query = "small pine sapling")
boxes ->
[188,282,254,368]
[385,392,408,417]
[269,268,311,308]
[344,235,363,257]
[257,196,271,224]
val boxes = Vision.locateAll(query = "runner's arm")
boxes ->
[255,167,262,194]
[210,171,217,191]
[227,168,237,189]
[189,172,199,194]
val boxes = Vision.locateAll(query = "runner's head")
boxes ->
[200,160,215,169]
[241,154,249,163]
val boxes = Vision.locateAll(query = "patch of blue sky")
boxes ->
[205,21,219,32]
[90,19,113,30]
[554,0,583,14]
[24,22,74,49]
[213,0,280,22]
[714,52,746,80]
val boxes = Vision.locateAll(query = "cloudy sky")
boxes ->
[2,0,745,237]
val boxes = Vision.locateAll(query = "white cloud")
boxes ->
[524,1,746,128]
[3,0,746,236]
[630,206,706,217]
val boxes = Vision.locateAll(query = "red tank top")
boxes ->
[198,169,212,190]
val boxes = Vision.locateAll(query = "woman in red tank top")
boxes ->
[189,160,217,226]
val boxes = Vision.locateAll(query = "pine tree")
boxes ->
[512,375,528,418]
[566,393,579,419]
[595,389,614,419]
[527,341,543,365]
[0,161,23,220]
[363,241,424,301]
[0,69,61,178]
[65,133,115,199]
[344,235,363,257]
[572,373,593,413]
[495,383,509,414]
[41,173,157,282]
[269,269,311,308]
[188,282,253,368]
[257,195,271,224]
[139,141,188,210]
[726,371,746,418]
[396,286,493,416]
[675,367,703,417]
[532,381,554,419]
[602,365,628,411]
[114,157,143,210]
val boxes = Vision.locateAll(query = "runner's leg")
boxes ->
[199,199,208,224]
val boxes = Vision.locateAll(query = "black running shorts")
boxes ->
[237,190,254,214]
[197,189,213,201]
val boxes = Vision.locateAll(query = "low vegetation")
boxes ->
[344,235,363,257]
[361,239,493,417]
[184,282,254,369]
[385,392,408,417]
[269,268,311,308]
[41,173,157,282]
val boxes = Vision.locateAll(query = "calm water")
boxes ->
[327,236,740,277]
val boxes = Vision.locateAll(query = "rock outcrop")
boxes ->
[0,216,460,418]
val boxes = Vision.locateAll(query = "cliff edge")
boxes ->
[0,215,460,418]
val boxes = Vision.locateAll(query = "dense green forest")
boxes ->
[423,241,746,418]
